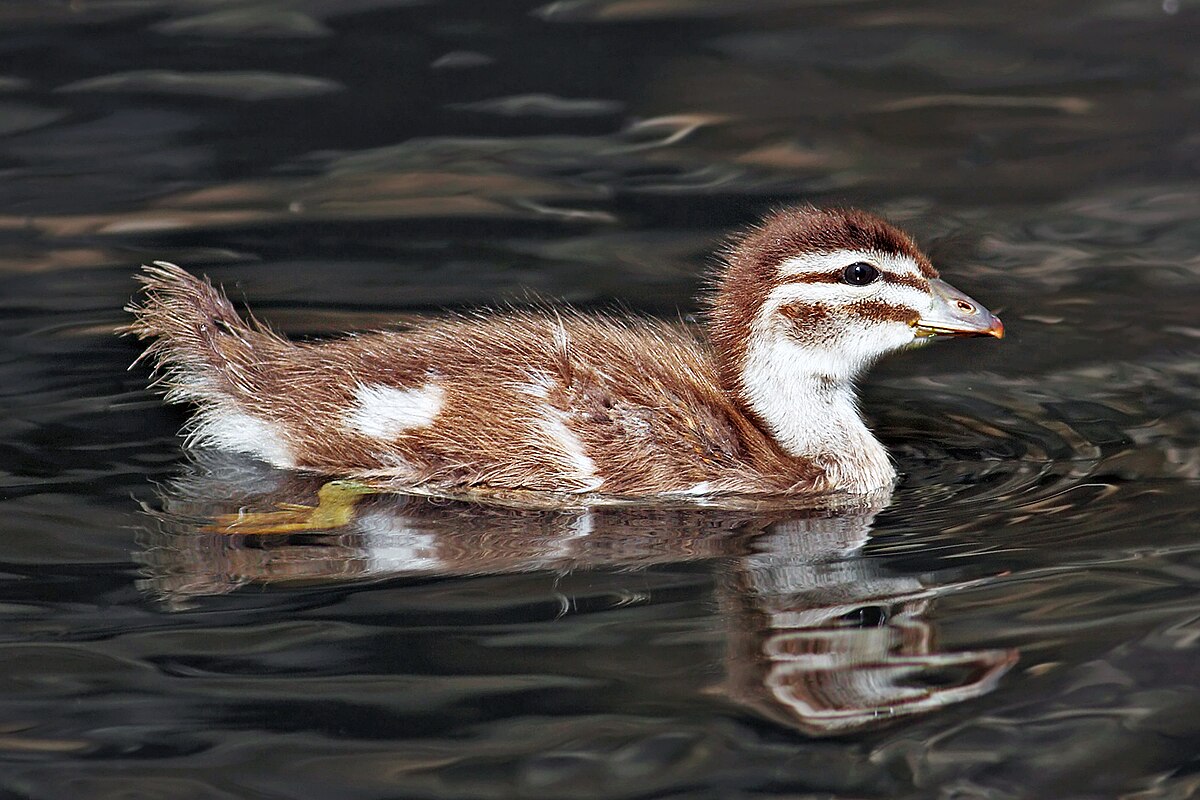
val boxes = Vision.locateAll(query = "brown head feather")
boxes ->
[705,207,936,394]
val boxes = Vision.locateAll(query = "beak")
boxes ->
[914,278,1004,339]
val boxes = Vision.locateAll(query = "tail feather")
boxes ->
[122,262,283,407]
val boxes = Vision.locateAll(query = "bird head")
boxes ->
[708,207,1003,392]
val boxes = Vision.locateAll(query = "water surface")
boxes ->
[1,1,1198,798]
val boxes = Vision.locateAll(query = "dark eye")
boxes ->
[841,262,880,286]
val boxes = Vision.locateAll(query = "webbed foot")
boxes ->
[204,480,379,535]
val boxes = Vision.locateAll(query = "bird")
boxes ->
[124,206,1002,500]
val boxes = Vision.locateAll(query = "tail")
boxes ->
[122,262,285,408]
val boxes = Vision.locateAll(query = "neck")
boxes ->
[737,337,895,493]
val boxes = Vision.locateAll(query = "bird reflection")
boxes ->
[136,451,1016,736]
[723,526,1016,735]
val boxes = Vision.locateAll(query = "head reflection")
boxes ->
[137,451,1016,736]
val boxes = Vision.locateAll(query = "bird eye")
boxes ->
[841,262,880,286]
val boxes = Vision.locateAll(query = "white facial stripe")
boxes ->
[347,383,444,439]
[777,250,924,280]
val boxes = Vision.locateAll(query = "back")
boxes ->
[237,311,805,494]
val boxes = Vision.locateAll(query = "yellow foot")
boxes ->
[204,480,379,535]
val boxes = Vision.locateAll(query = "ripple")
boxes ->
[151,8,332,39]
[57,71,344,101]
[450,94,624,118]
[2,1,1199,795]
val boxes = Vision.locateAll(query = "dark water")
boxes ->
[2,1,1198,798]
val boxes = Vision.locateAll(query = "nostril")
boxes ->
[955,300,975,314]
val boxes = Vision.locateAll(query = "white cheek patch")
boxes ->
[346,383,444,440]
[744,334,849,385]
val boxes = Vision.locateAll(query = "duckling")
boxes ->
[124,207,1002,499]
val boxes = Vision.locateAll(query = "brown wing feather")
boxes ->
[124,264,820,495]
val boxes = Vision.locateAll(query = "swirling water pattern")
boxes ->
[0,1,1197,798]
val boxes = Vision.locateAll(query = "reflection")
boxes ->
[2,114,738,240]
[723,529,1016,734]
[136,451,1017,735]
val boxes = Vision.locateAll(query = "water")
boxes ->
[1,1,1198,797]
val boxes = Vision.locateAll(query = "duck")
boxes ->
[124,206,1002,500]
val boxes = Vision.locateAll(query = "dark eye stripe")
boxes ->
[780,301,831,324]
[781,299,918,326]
[850,301,921,325]
[782,272,929,291]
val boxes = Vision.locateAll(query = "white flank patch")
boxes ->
[681,481,713,496]
[191,409,295,468]
[346,383,444,440]
[539,410,603,491]
[518,371,556,399]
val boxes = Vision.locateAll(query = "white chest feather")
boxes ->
[740,335,895,493]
